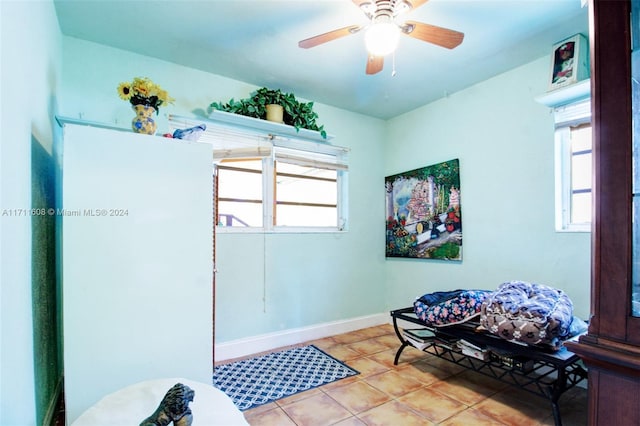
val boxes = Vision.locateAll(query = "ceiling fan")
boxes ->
[298,0,464,75]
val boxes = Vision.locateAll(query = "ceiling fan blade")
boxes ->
[298,25,362,49]
[366,54,384,75]
[401,0,429,11]
[402,21,464,49]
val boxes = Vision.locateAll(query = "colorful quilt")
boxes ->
[480,280,574,349]
[414,289,493,327]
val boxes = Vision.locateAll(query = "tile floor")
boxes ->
[232,324,587,426]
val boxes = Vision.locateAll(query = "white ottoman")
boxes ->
[71,378,249,426]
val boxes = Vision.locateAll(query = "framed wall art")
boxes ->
[548,33,589,91]
[385,158,462,261]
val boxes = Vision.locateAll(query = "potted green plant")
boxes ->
[208,97,262,119]
[287,99,325,139]
[209,88,288,122]
[252,87,288,124]
[209,87,327,139]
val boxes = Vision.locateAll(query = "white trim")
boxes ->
[554,126,571,231]
[170,111,334,143]
[553,100,592,233]
[553,99,591,128]
[535,78,590,108]
[215,313,389,361]
[208,110,333,142]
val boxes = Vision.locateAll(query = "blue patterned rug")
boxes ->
[213,345,359,411]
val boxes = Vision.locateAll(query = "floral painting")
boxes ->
[385,159,462,260]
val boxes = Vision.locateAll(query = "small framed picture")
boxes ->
[548,34,589,91]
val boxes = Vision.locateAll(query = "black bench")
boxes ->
[391,307,587,426]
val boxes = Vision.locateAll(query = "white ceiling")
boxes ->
[53,0,588,120]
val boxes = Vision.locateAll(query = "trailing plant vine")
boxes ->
[209,87,327,138]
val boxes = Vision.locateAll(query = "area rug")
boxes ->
[213,345,359,411]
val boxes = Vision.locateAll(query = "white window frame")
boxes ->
[169,115,349,234]
[270,141,348,233]
[554,99,592,232]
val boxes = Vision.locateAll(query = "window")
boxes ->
[217,159,263,227]
[168,115,349,233]
[554,99,592,232]
[273,147,346,228]
[216,142,348,232]
[225,143,348,232]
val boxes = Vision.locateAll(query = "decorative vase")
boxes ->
[131,104,157,135]
[265,104,284,123]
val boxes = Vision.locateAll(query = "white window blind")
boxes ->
[274,146,348,171]
[554,99,591,127]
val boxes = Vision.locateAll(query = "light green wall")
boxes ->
[59,37,389,343]
[215,107,387,341]
[1,0,62,424]
[59,36,591,339]
[0,5,594,423]
[1,28,592,424]
[384,57,591,319]
[60,37,257,134]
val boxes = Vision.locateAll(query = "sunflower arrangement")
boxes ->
[117,77,174,114]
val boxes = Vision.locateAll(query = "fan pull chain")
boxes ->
[391,51,397,77]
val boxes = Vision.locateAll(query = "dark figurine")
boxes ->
[140,383,195,426]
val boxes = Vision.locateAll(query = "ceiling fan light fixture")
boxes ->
[298,0,463,75]
[365,22,400,56]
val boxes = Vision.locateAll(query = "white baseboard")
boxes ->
[215,312,389,362]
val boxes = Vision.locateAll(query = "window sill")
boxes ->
[555,225,591,233]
